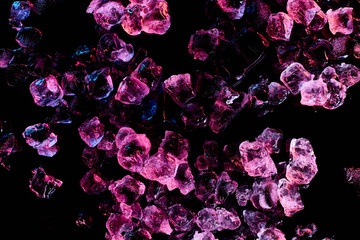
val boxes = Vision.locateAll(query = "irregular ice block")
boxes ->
[335,62,360,88]
[117,130,151,173]
[300,80,328,106]
[181,103,208,130]
[22,123,57,149]
[239,140,277,178]
[10,1,33,23]
[327,7,353,35]
[280,62,314,95]
[131,57,162,90]
[97,33,134,63]
[289,137,316,162]
[168,204,195,232]
[121,3,144,36]
[196,207,240,232]
[188,28,220,61]
[243,210,268,234]
[216,0,246,20]
[215,171,238,204]
[143,205,173,235]
[142,0,171,35]
[277,178,304,217]
[82,146,100,169]
[16,27,42,49]
[97,131,117,155]
[256,128,283,154]
[164,73,195,106]
[266,12,293,41]
[29,167,63,199]
[235,184,252,207]
[195,171,218,204]
[123,228,151,240]
[30,75,64,107]
[89,0,125,30]
[286,0,321,26]
[141,152,177,183]
[257,227,286,240]
[115,76,150,105]
[106,213,133,238]
[192,231,217,240]
[174,163,195,195]
[250,178,279,210]
[319,66,337,82]
[80,169,108,194]
[86,68,114,100]
[108,175,145,204]
[268,82,290,105]
[0,49,15,68]
[308,10,327,32]
[159,131,189,161]
[78,116,105,148]
[323,79,347,110]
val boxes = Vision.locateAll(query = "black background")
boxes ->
[1,0,360,239]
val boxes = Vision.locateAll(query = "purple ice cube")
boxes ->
[335,62,360,88]
[239,140,277,178]
[108,175,145,204]
[29,167,63,199]
[192,231,217,240]
[266,12,293,41]
[257,227,286,240]
[300,80,328,106]
[143,205,173,235]
[106,213,133,238]
[97,33,134,63]
[10,1,33,23]
[215,171,238,204]
[196,207,240,232]
[188,28,220,61]
[181,103,209,130]
[308,10,327,32]
[29,75,64,107]
[164,73,195,106]
[15,26,42,49]
[142,0,171,35]
[323,78,347,110]
[159,131,190,161]
[243,210,268,234]
[286,0,321,26]
[87,0,125,30]
[174,163,195,195]
[216,0,246,20]
[115,76,150,105]
[0,49,15,68]
[121,3,144,36]
[78,116,105,148]
[250,178,279,210]
[194,171,218,204]
[235,184,252,207]
[280,62,314,95]
[85,68,114,100]
[97,131,117,157]
[168,204,195,232]
[327,7,353,35]
[216,208,241,231]
[141,152,177,185]
[256,128,283,154]
[277,178,304,217]
[80,169,108,194]
[268,82,290,105]
[319,66,337,82]
[130,57,162,90]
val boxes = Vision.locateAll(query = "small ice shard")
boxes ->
[106,213,133,238]
[256,128,283,154]
[323,79,347,110]
[10,1,33,23]
[85,68,114,100]
[121,3,144,36]
[235,184,252,207]
[295,223,318,238]
[243,210,268,234]
[97,33,134,63]
[303,39,333,66]
[115,76,150,105]
[196,207,240,232]
[280,62,314,95]
[257,227,286,240]
[215,171,238,204]
[15,26,42,49]
[88,0,125,30]
[250,178,279,210]
[181,102,208,130]
[174,163,195,195]
[131,57,162,90]
[268,82,290,105]
[277,178,304,217]
[286,138,318,185]
[239,140,277,178]
[116,127,151,173]
[300,80,328,106]
[29,75,64,107]
[29,167,63,199]
[192,231,217,240]
[164,73,195,106]
[188,28,220,61]
[0,49,15,68]
[145,181,166,202]
[159,131,189,161]
[78,116,105,148]
[266,12,293,41]
[108,175,146,204]
[286,0,321,26]
[319,66,337,82]
[97,131,117,153]
[216,0,246,20]
[209,86,248,133]
[143,205,173,235]
[168,204,195,232]
[195,140,219,170]
[141,0,171,35]
[334,62,360,88]
[327,7,353,35]
[80,169,108,194]
[194,171,218,204]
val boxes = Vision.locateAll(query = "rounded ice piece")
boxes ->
[10,1,33,22]
[300,80,328,106]
[121,3,144,36]
[216,0,246,20]
[97,33,134,63]
[323,79,347,110]
[16,27,42,49]
[335,62,360,88]
[142,0,171,35]
[78,116,105,148]
[80,169,108,194]
[266,12,293,41]
[188,28,220,61]
[22,123,57,149]
[164,73,195,106]
[257,227,286,240]
[327,7,353,35]
[92,1,125,30]
[108,175,146,204]
[115,76,150,105]
[29,75,64,107]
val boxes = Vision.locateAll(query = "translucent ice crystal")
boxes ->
[323,79,347,110]
[250,178,279,210]
[256,128,283,154]
[216,0,246,20]
[87,0,125,30]
[29,75,64,107]
[335,62,360,88]
[115,76,150,105]
[97,33,134,63]
[130,57,162,90]
[300,80,328,106]
[86,68,114,100]
[286,0,321,26]
[168,204,195,232]
[277,178,304,217]
[29,167,63,199]
[16,27,42,49]
[327,7,353,35]
[143,205,173,235]
[280,62,314,95]
[196,207,240,232]
[78,116,105,148]
[80,169,108,194]
[188,28,220,61]
[108,175,146,204]
[257,227,286,240]
[266,12,293,41]
[164,73,195,106]
[141,0,171,35]
[0,49,15,68]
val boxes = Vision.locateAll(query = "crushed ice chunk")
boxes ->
[277,178,304,217]
[86,68,114,100]
[327,7,353,35]
[215,171,238,204]
[10,1,33,23]
[196,207,240,232]
[308,10,327,32]
[97,33,134,63]
[188,28,220,61]
[159,131,189,160]
[121,3,144,36]
[280,62,314,95]
[192,231,218,240]
[29,75,64,107]
[195,171,218,204]
[243,210,268,234]
[115,76,150,105]
[106,213,133,238]
[130,57,162,90]
[286,0,321,26]
[268,82,290,105]
[257,227,286,240]
[164,73,196,106]
[256,128,283,154]
[168,204,195,232]
[174,163,195,195]
[319,66,337,82]
[216,0,246,20]
[89,0,125,30]
[141,0,171,35]
[78,116,105,148]
[236,184,252,207]
[15,26,42,49]
[108,175,146,204]
[0,49,15,68]
[123,228,151,240]
[29,167,63,199]
[266,12,293,41]
[323,79,347,110]
[181,103,209,130]
[80,169,108,194]
[239,140,277,178]
[300,80,328,106]
[143,205,173,235]
[334,62,360,88]
[250,178,279,210]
